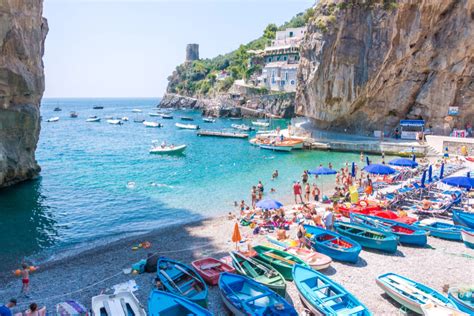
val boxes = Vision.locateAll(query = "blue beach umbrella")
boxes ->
[363,164,396,175]
[351,162,356,178]
[420,170,427,188]
[256,199,283,210]
[428,165,433,183]
[441,176,474,189]
[308,167,337,175]
[388,158,418,168]
[439,163,445,179]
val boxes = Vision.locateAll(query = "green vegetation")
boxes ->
[167,8,315,97]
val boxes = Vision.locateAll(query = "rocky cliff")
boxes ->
[0,0,48,188]
[296,0,473,135]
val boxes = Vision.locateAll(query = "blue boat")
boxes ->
[376,272,458,314]
[461,230,474,249]
[334,221,399,253]
[414,220,467,241]
[156,257,208,308]
[452,209,474,229]
[304,224,361,263]
[148,290,212,316]
[448,286,474,314]
[293,264,371,316]
[350,213,428,246]
[218,272,297,316]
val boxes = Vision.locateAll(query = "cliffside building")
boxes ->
[257,27,306,92]
[185,43,199,62]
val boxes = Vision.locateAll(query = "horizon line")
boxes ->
[42,96,162,99]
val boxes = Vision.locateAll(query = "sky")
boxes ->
[43,0,314,98]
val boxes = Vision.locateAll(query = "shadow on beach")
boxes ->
[362,248,405,258]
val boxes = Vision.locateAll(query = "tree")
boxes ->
[263,23,278,40]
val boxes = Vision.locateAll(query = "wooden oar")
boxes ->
[264,251,296,265]
[174,264,204,287]
[160,269,183,294]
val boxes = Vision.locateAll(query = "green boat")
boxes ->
[252,245,308,281]
[229,251,287,297]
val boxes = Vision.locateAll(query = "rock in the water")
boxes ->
[0,0,48,187]
[296,0,474,135]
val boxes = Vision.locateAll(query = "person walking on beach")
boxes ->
[251,186,257,209]
[0,299,16,316]
[312,184,320,202]
[304,182,311,202]
[293,181,303,204]
[323,208,334,231]
[20,264,30,296]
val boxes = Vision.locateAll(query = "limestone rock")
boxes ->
[296,0,474,135]
[0,0,48,187]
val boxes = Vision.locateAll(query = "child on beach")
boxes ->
[20,263,30,296]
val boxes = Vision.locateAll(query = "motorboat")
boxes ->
[133,118,145,123]
[148,112,161,117]
[54,107,62,112]
[252,120,270,127]
[121,117,129,121]
[161,114,174,119]
[231,124,252,131]
[46,117,59,122]
[203,117,216,123]
[93,106,104,109]
[91,291,146,316]
[70,111,78,118]
[150,143,186,154]
[86,116,101,122]
[176,123,199,130]
[180,116,194,121]
[132,109,142,113]
[107,119,122,125]
[260,143,293,152]
[143,121,162,128]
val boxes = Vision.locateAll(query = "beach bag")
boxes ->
[132,259,146,274]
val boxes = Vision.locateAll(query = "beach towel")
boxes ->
[55,301,88,316]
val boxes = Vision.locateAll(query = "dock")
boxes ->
[197,130,249,139]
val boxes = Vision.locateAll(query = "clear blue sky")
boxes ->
[43,0,314,98]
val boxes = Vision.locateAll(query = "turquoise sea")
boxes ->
[0,98,362,272]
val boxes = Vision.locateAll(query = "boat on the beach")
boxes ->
[91,291,146,316]
[350,213,428,246]
[334,221,399,253]
[180,116,194,121]
[452,210,474,229]
[93,105,104,109]
[304,224,361,263]
[218,272,297,316]
[461,229,474,249]
[203,117,215,123]
[376,272,458,315]
[70,111,78,118]
[292,264,371,316]
[107,119,122,125]
[421,302,468,316]
[54,107,62,111]
[448,286,474,314]
[47,117,60,122]
[86,116,101,122]
[149,143,186,155]
[251,245,307,281]
[143,121,162,128]
[414,220,466,241]
[148,290,212,316]
[231,124,252,131]
[156,257,208,307]
[251,120,270,127]
[285,247,332,270]
[229,251,286,297]
[132,109,142,113]
[191,257,235,285]
[176,122,199,130]
[161,114,173,119]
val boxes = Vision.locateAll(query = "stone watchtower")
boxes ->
[185,43,199,62]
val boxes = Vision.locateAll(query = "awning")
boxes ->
[400,120,425,127]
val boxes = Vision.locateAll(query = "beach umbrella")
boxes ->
[366,156,370,166]
[441,176,474,189]
[428,165,433,183]
[351,162,356,178]
[256,199,283,210]
[308,167,337,175]
[363,164,396,175]
[420,170,426,188]
[388,158,418,168]
[231,222,242,249]
[439,163,444,179]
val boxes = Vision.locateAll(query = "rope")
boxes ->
[12,241,219,309]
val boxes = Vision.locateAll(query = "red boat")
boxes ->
[466,157,474,162]
[191,257,235,285]
[337,204,417,225]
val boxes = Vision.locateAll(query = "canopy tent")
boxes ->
[400,119,424,139]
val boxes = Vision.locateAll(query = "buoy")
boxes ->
[132,246,139,251]
[142,241,151,249]
[14,269,21,276]
[29,266,37,272]
[138,243,143,248]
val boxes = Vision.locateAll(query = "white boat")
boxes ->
[91,291,146,316]
[107,119,122,125]
[121,117,129,121]
[286,247,332,270]
[86,116,101,122]
[231,124,252,131]
[132,109,142,113]
[175,122,199,130]
[150,144,186,154]
[421,302,468,316]
[105,115,114,119]
[148,112,161,117]
[203,117,216,123]
[251,120,270,127]
[143,121,162,128]
[461,230,474,249]
[46,117,59,122]
[259,144,292,152]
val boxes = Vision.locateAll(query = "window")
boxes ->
[285,72,288,81]
[290,80,295,85]
[268,57,272,62]
[281,80,286,86]
[283,56,287,61]
[289,31,294,37]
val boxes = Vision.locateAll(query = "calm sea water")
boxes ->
[0,98,362,271]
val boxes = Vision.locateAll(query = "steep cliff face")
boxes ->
[296,0,473,135]
[0,0,48,187]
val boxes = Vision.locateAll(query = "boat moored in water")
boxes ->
[70,111,78,118]
[143,121,162,128]
[231,124,252,131]
[47,117,60,122]
[107,119,122,125]
[93,105,104,109]
[150,142,186,154]
[54,107,62,112]
[86,116,100,122]
[203,117,216,123]
[251,120,270,127]
[176,122,199,130]
[180,116,194,121]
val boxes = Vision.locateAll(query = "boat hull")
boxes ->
[148,290,212,316]
[453,210,474,229]
[415,221,463,241]
[448,287,474,314]
[461,230,474,249]
[252,245,307,281]
[191,257,235,285]
[334,222,398,253]
[285,247,332,270]
[259,144,292,152]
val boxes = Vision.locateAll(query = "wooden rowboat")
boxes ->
[251,245,307,281]
[175,122,199,130]
[229,251,286,297]
[148,290,212,316]
[461,230,474,249]
[218,272,297,316]
[376,272,457,314]
[414,220,466,241]
[448,286,474,314]
[334,221,399,253]
[92,291,146,316]
[293,264,371,316]
[191,257,235,285]
[421,302,468,315]
[452,210,474,229]
[285,247,332,270]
